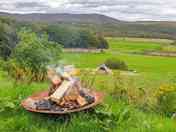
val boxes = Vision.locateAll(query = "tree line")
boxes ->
[0,16,109,81]
[0,17,109,60]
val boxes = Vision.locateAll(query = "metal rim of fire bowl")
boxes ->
[21,90,104,114]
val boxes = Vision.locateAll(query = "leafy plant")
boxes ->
[155,84,176,116]
[0,17,17,60]
[0,97,17,112]
[6,29,62,82]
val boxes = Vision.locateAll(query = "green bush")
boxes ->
[105,58,128,70]
[110,71,151,110]
[0,17,17,60]
[6,29,62,82]
[155,85,176,116]
[0,58,5,70]
[97,35,109,49]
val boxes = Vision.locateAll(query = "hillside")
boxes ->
[0,12,176,39]
[0,12,121,25]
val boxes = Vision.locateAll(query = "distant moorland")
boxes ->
[1,12,176,39]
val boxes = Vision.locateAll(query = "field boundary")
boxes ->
[63,48,104,53]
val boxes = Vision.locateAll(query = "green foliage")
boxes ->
[0,17,17,60]
[45,25,109,49]
[77,29,99,48]
[7,29,62,81]
[1,19,109,52]
[170,41,176,45]
[160,45,176,52]
[155,85,176,116]
[0,59,5,70]
[105,57,128,70]
[97,35,109,49]
[108,71,154,112]
[0,97,17,112]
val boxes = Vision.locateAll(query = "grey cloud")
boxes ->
[15,2,49,9]
[63,0,176,21]
[0,0,176,21]
[68,0,164,8]
[13,2,50,12]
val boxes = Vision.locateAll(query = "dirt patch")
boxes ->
[64,48,104,53]
[144,51,176,57]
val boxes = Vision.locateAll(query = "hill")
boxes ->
[0,12,176,39]
[0,12,121,25]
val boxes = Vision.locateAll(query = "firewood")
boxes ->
[50,80,72,103]
[77,95,87,106]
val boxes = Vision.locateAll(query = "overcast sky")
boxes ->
[0,0,176,21]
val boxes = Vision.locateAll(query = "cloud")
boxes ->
[14,2,48,9]
[0,0,176,21]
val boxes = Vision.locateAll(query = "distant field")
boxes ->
[63,38,176,92]
[63,52,176,74]
[107,37,163,53]
[107,37,174,43]
[63,37,176,75]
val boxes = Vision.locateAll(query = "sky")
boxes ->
[0,0,176,21]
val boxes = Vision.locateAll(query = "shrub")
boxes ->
[110,71,129,103]
[0,58,5,70]
[96,34,109,49]
[171,41,176,45]
[105,58,128,70]
[0,18,17,60]
[6,29,62,82]
[155,84,176,116]
[0,97,17,112]
[109,71,154,112]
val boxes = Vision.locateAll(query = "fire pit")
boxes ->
[21,65,104,114]
[21,90,104,114]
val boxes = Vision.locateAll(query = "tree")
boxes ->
[45,25,109,49]
[77,29,99,48]
[96,34,109,49]
[8,29,62,81]
[105,58,128,70]
[0,17,17,60]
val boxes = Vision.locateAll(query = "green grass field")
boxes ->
[107,37,163,53]
[1,38,176,132]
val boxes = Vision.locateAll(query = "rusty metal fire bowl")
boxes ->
[21,90,104,114]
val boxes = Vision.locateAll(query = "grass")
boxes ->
[107,37,173,43]
[1,37,176,131]
[63,52,176,73]
[107,37,163,53]
[161,45,176,52]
